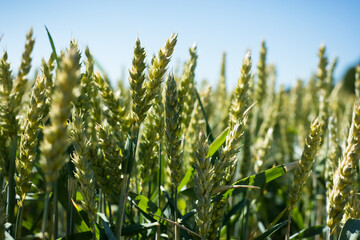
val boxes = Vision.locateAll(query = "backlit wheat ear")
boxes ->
[327,56,337,95]
[178,43,198,131]
[255,40,267,106]
[194,131,214,240]
[215,52,228,132]
[229,50,252,130]
[146,33,177,105]
[317,44,329,146]
[40,45,80,191]
[165,73,182,238]
[0,52,16,137]
[165,73,182,190]
[327,102,360,232]
[288,118,322,212]
[0,52,16,178]
[286,118,322,239]
[183,101,202,172]
[15,74,48,205]
[12,28,35,112]
[129,37,148,132]
[94,72,127,135]
[69,111,97,233]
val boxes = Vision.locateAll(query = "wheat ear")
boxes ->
[40,45,80,190]
[327,102,360,231]
[194,131,214,240]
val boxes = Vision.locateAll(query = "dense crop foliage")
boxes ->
[0,28,359,239]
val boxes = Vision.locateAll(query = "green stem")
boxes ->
[117,130,139,239]
[54,181,59,239]
[97,189,102,224]
[67,171,76,237]
[116,174,128,239]
[108,201,114,226]
[156,142,162,240]
[92,222,96,240]
[6,136,17,234]
[285,211,291,240]
[158,142,162,210]
[174,187,178,240]
[15,205,23,239]
[41,191,50,237]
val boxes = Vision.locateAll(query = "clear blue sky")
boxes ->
[1,1,360,90]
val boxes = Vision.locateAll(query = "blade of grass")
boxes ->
[177,167,195,193]
[195,88,214,143]
[44,25,60,69]
[254,220,289,240]
[267,208,287,230]
[207,127,229,158]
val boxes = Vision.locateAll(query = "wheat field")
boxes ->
[0,28,359,240]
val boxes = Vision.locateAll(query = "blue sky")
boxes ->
[1,1,360,90]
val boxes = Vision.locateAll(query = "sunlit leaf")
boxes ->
[213,161,298,202]
[178,167,195,193]
[207,127,229,157]
[128,191,165,224]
